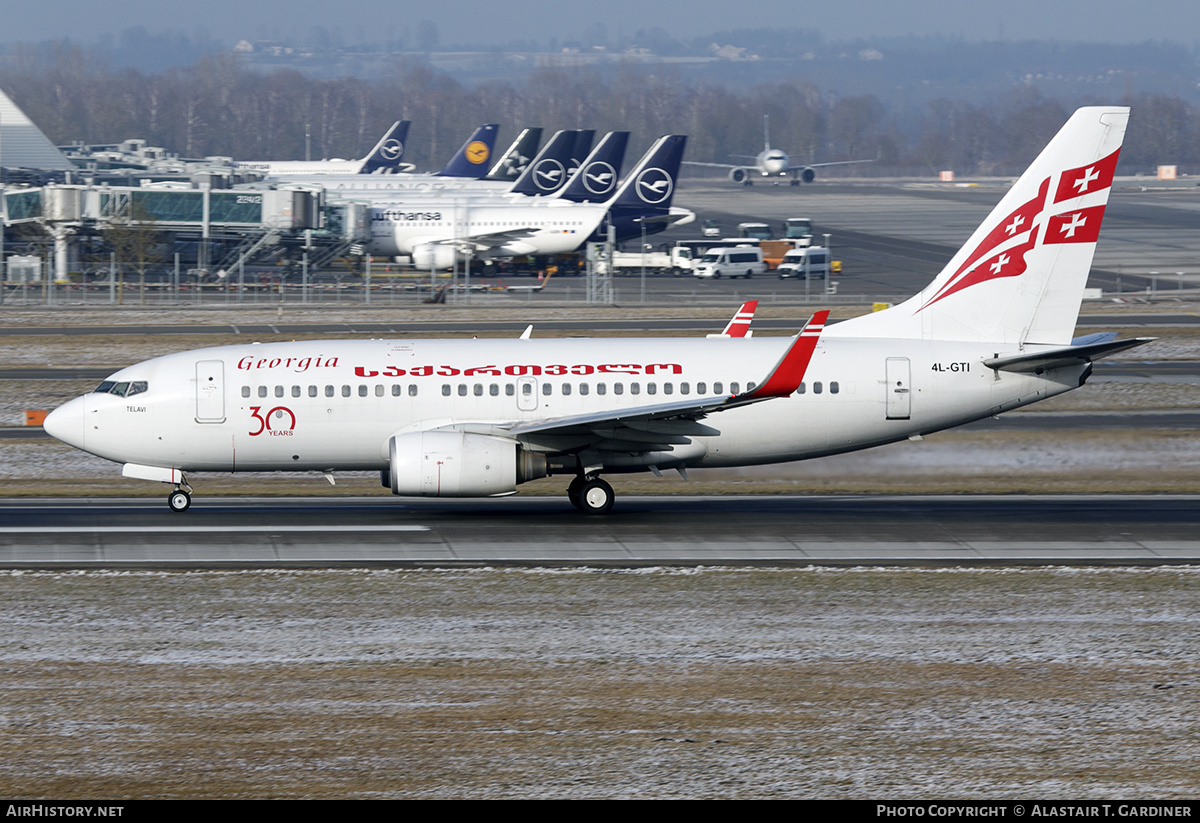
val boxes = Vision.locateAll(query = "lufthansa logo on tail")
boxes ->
[582,161,617,195]
[533,158,566,191]
[465,141,490,165]
[635,167,673,204]
[380,139,404,160]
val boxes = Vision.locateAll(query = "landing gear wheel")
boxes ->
[168,489,191,513]
[579,478,614,516]
[567,476,585,511]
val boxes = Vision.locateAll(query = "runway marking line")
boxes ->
[0,525,431,534]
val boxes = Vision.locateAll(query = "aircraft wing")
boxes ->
[427,227,539,249]
[785,158,876,172]
[682,160,741,171]
[497,311,828,454]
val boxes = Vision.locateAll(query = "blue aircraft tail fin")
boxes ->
[555,131,630,203]
[436,124,500,178]
[360,121,411,173]
[508,130,580,196]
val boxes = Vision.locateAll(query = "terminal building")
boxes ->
[2,86,371,284]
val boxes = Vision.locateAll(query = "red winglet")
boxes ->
[738,310,828,399]
[721,300,759,337]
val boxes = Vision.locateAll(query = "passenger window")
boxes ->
[309,386,318,397]
[631,383,640,395]
[258,386,268,398]
[697,382,706,394]
[579,383,589,396]
[409,385,418,397]
[614,383,623,395]
[747,382,756,391]
[241,386,250,398]
[292,386,301,398]
[358,385,367,397]
[506,384,515,396]
[713,382,723,394]
[597,383,607,395]
[562,383,572,396]
[490,384,499,396]
[474,384,483,396]
[680,382,689,395]
[275,386,284,398]
[375,385,384,397]
[814,382,823,394]
[458,384,467,396]
[730,382,739,394]
[442,384,451,396]
[325,385,335,397]
[664,383,673,395]
[798,382,806,394]
[392,384,401,396]
[342,385,351,397]
[830,381,839,394]
[542,383,552,396]
[647,383,657,395]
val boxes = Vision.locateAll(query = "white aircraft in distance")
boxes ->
[685,115,874,186]
[45,107,1148,515]
[234,121,412,176]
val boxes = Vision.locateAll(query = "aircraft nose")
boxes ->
[43,397,86,449]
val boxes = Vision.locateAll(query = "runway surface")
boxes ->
[3,494,1199,568]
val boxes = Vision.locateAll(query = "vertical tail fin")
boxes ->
[436,124,500,178]
[720,301,759,337]
[486,127,543,181]
[568,129,596,179]
[359,121,411,173]
[829,107,1129,345]
[554,131,630,203]
[508,130,579,196]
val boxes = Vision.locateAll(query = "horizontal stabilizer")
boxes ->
[984,337,1153,373]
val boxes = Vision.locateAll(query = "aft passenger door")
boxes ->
[196,360,226,423]
[885,357,911,420]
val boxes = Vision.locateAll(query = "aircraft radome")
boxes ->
[45,107,1148,515]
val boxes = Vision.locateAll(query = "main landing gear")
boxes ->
[567,475,614,515]
[167,475,193,513]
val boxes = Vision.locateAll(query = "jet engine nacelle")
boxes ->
[728,168,749,184]
[411,244,458,271]
[387,431,547,497]
[800,167,817,183]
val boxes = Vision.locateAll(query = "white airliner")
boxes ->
[367,133,685,269]
[234,121,412,176]
[44,108,1147,515]
[685,115,874,186]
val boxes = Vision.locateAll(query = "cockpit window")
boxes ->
[92,380,148,397]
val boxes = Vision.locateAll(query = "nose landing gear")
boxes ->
[167,475,193,512]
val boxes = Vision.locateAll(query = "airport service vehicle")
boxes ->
[693,246,766,279]
[737,222,773,240]
[45,108,1147,516]
[235,121,413,176]
[609,245,696,275]
[777,247,832,279]
[684,115,874,186]
[784,218,814,246]
[702,219,721,237]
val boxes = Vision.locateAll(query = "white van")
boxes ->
[693,246,766,279]
[776,246,831,280]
